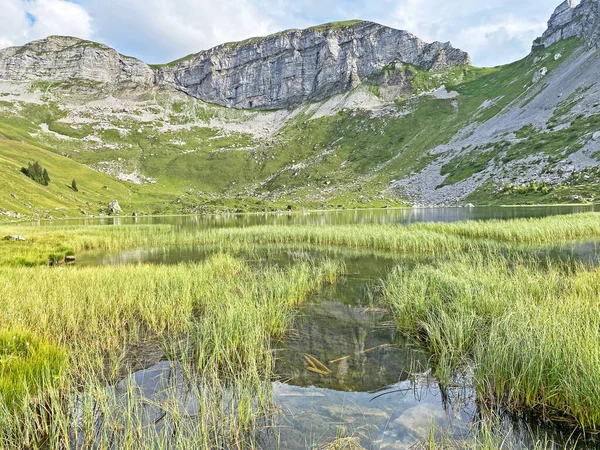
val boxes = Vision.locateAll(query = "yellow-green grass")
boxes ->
[0,330,67,408]
[0,134,132,218]
[383,254,600,431]
[2,212,600,441]
[0,254,343,447]
[3,212,600,266]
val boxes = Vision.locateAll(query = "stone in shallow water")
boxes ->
[3,235,25,241]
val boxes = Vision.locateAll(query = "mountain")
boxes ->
[0,0,598,220]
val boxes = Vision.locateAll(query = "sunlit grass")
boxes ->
[384,254,600,431]
[3,212,600,266]
[0,254,343,447]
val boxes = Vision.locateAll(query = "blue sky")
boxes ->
[0,0,564,67]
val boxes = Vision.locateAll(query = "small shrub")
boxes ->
[71,179,78,192]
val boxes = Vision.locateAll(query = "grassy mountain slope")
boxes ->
[0,33,598,219]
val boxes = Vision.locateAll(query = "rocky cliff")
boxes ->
[155,21,471,109]
[0,22,470,110]
[537,0,600,48]
[0,36,154,88]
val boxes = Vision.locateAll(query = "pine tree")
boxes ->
[42,169,50,186]
[71,179,78,192]
[21,161,51,186]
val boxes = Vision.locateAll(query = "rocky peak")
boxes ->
[155,21,471,110]
[0,22,470,110]
[536,0,600,48]
[0,35,154,88]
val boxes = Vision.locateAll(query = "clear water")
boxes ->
[74,207,600,448]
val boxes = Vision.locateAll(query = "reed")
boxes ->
[3,212,600,266]
[384,254,600,431]
[0,254,343,448]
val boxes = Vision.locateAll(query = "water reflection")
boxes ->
[31,205,600,228]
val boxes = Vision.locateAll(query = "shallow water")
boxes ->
[75,207,600,448]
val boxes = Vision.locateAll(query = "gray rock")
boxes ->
[0,36,154,89]
[65,255,76,264]
[155,21,470,109]
[107,200,122,215]
[0,24,470,111]
[593,131,600,140]
[536,0,600,49]
[533,67,548,83]
[3,235,26,241]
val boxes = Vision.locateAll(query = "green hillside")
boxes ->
[0,36,598,219]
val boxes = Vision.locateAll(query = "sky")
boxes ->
[0,0,563,67]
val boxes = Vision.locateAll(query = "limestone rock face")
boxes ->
[537,0,600,48]
[0,36,154,88]
[0,23,471,110]
[155,21,471,110]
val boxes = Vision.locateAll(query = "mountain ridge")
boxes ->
[0,21,470,110]
[0,0,598,220]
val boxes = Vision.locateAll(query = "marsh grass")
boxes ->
[384,254,600,431]
[0,254,343,448]
[0,330,67,408]
[4,213,600,266]
[2,212,600,445]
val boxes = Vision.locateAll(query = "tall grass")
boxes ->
[0,254,343,448]
[383,254,600,431]
[4,212,600,266]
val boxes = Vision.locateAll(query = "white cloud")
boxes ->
[85,0,276,63]
[0,0,564,67]
[0,0,30,48]
[26,0,93,41]
[0,0,92,50]
[456,18,547,66]
[384,0,553,66]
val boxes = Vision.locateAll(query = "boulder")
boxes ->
[108,200,122,215]
[533,67,548,83]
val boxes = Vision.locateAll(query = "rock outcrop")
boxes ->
[156,21,471,109]
[537,0,600,48]
[0,36,154,88]
[0,22,470,110]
